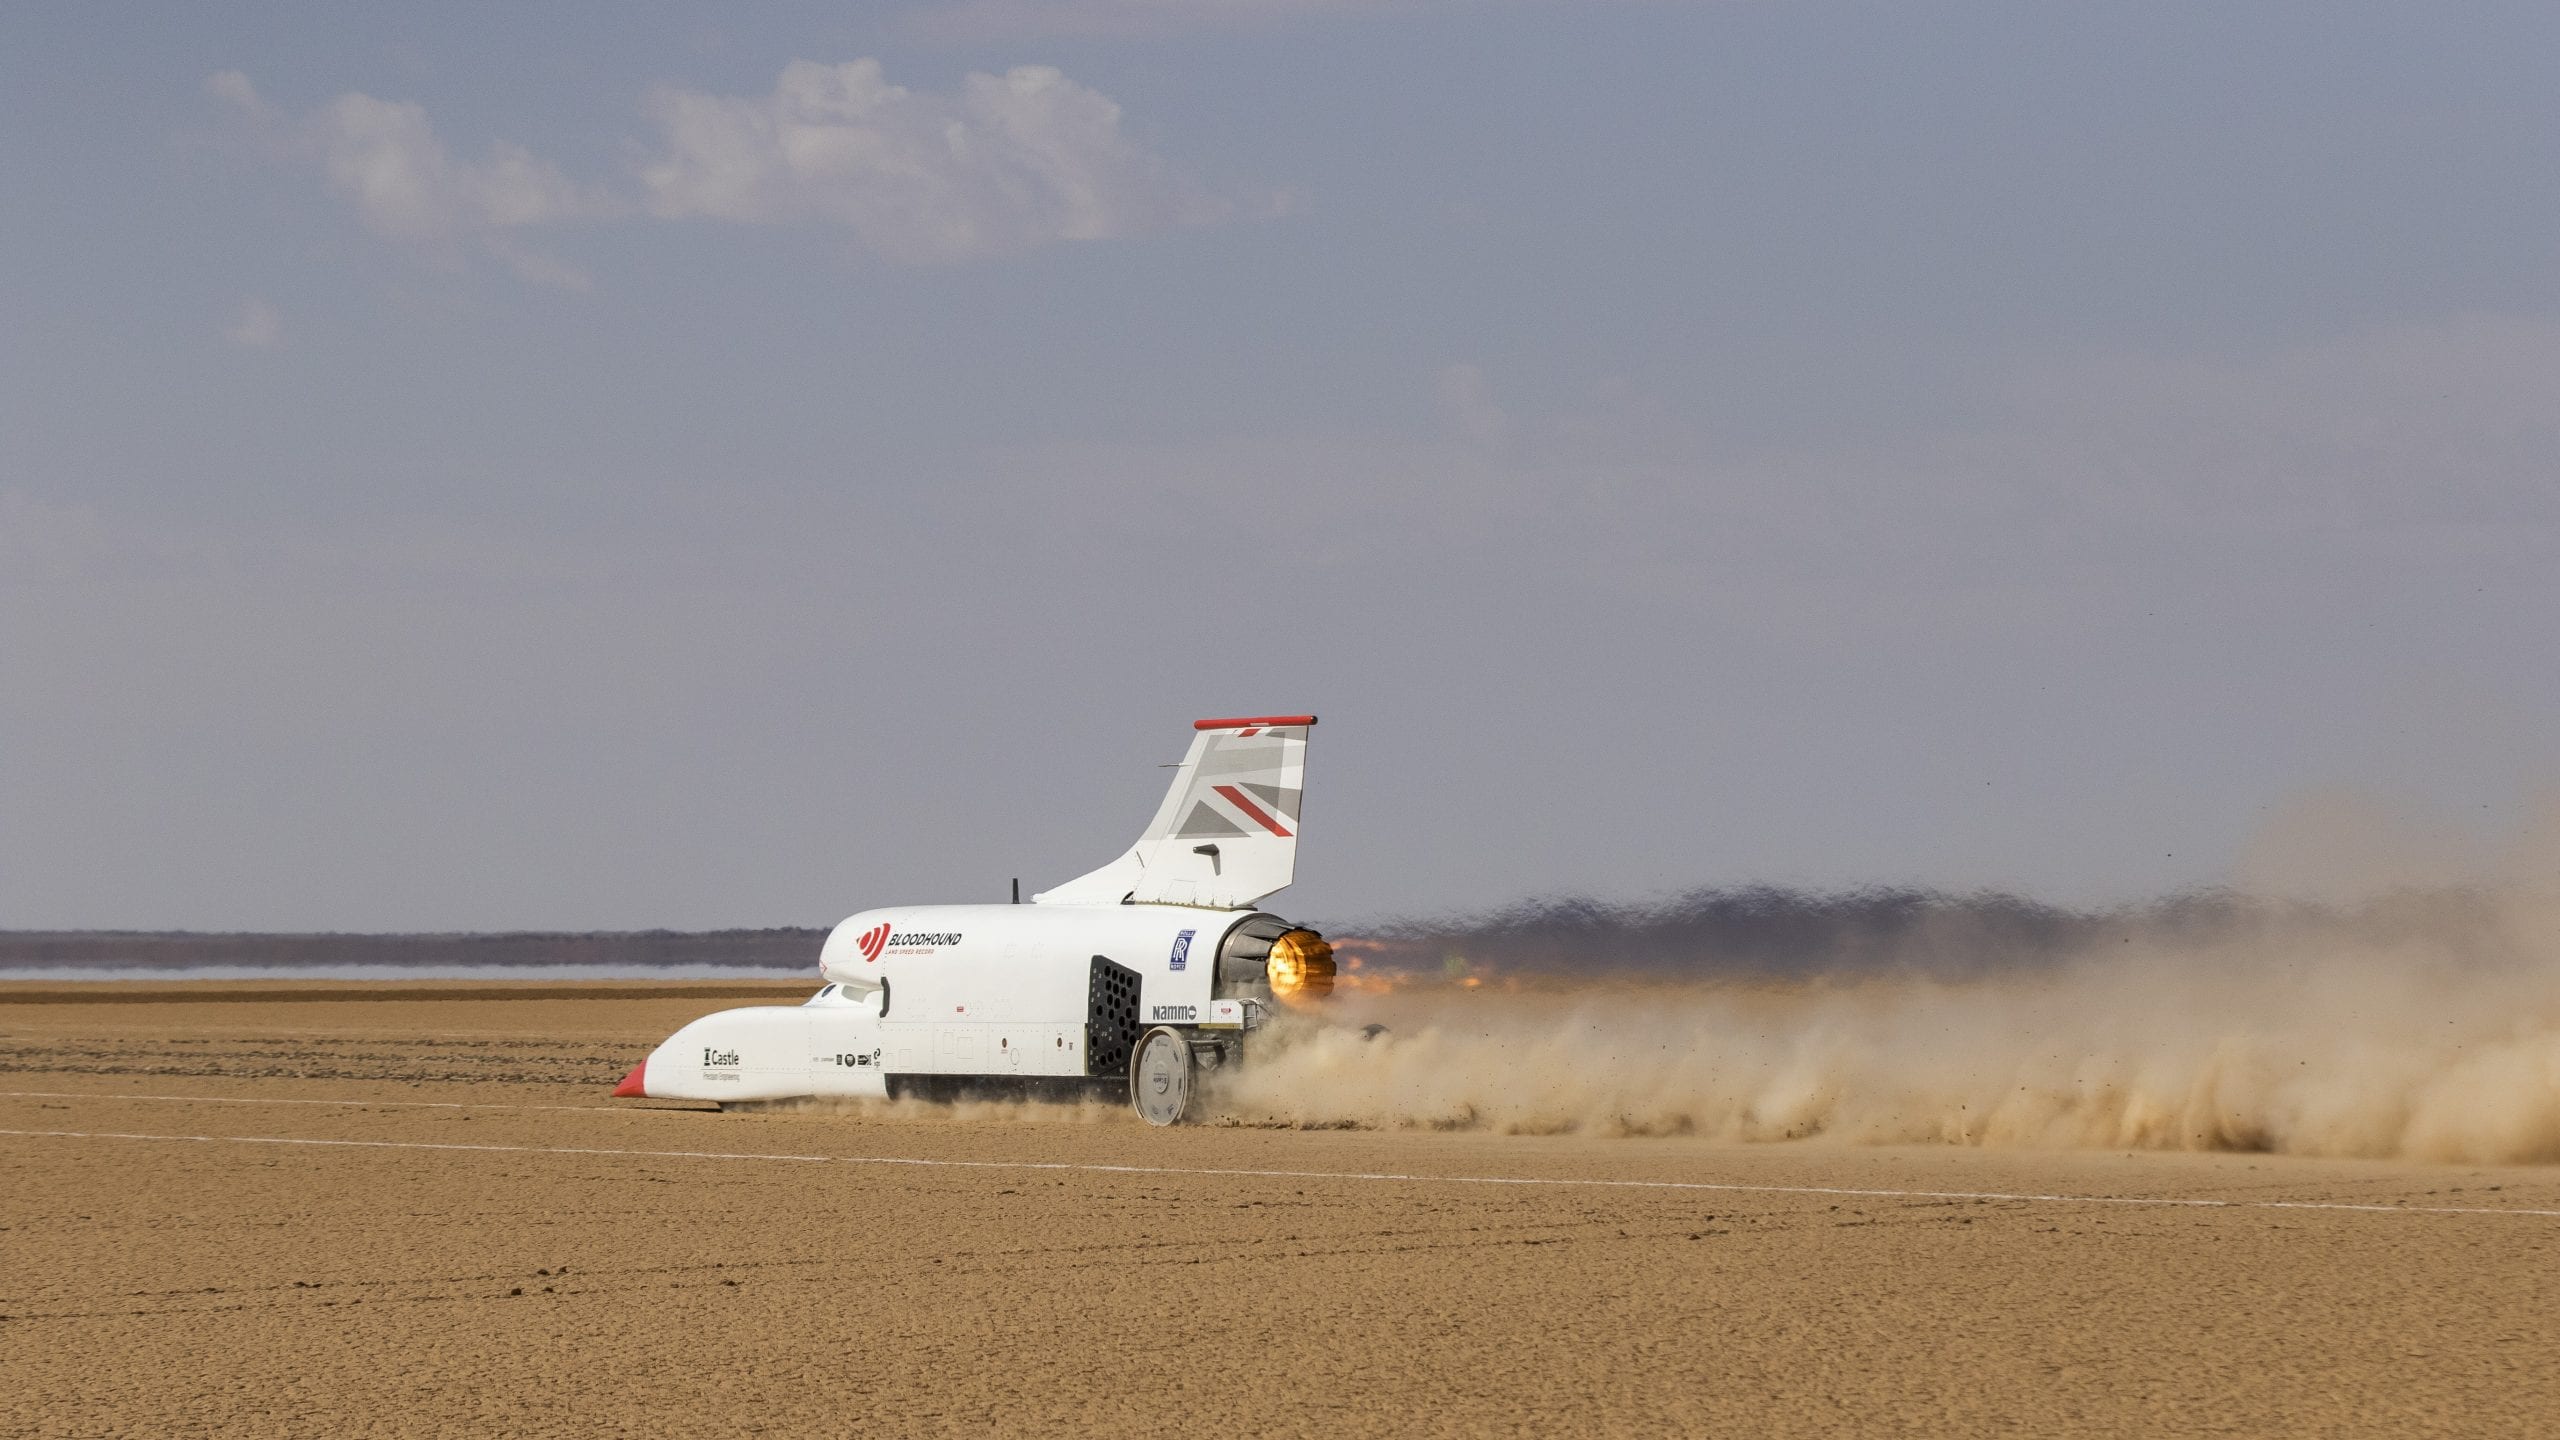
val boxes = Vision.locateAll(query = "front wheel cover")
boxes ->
[1129,1026,1196,1127]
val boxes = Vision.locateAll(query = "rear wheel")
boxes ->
[1129,1026,1198,1127]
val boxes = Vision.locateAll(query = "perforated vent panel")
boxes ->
[1086,956,1143,1079]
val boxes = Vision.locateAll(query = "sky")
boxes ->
[4,1,2558,931]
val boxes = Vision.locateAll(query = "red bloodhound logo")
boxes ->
[855,922,891,962]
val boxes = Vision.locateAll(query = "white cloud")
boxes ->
[209,71,615,287]
[204,69,272,121]
[225,297,283,349]
[308,92,616,286]
[209,61,1245,278]
[310,93,606,241]
[639,59,1239,263]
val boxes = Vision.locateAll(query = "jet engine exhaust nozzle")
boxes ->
[1267,929,1336,1006]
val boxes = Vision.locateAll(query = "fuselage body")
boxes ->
[626,903,1263,1103]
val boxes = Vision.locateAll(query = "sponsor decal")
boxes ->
[702,1048,741,1067]
[886,931,963,951]
[1151,1004,1198,1022]
[1169,929,1195,972]
[853,923,964,960]
[833,1051,881,1068]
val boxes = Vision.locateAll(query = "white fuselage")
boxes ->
[624,903,1264,1104]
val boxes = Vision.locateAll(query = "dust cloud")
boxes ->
[1225,885,2560,1161]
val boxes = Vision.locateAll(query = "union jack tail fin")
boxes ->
[1035,716,1315,909]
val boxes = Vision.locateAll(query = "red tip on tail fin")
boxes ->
[612,1063,648,1098]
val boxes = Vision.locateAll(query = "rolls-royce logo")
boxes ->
[855,923,891,962]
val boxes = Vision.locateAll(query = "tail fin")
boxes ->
[1035,716,1315,909]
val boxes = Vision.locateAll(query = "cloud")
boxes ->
[638,59,1240,263]
[204,69,272,121]
[309,93,609,241]
[210,71,617,287]
[225,297,283,349]
[209,61,1247,278]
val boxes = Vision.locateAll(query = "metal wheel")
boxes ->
[1129,1026,1198,1127]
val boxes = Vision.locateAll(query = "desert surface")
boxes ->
[4,982,2555,1438]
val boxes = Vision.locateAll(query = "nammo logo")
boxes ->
[855,922,891,963]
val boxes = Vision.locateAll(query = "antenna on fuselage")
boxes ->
[1011,877,1020,904]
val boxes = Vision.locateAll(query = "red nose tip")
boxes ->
[612,1062,648,1099]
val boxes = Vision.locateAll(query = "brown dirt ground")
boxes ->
[3,982,2556,1438]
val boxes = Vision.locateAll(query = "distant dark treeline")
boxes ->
[0,929,830,972]
[1332,885,2454,980]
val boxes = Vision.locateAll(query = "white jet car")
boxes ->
[613,716,1335,1125]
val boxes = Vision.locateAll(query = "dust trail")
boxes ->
[1229,886,2560,1161]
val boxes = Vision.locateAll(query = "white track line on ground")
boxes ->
[3,1124,2556,1221]
[0,1128,836,1164]
[0,1088,664,1116]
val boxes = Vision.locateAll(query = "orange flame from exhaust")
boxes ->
[1324,936,1517,995]
[1268,929,1338,1005]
